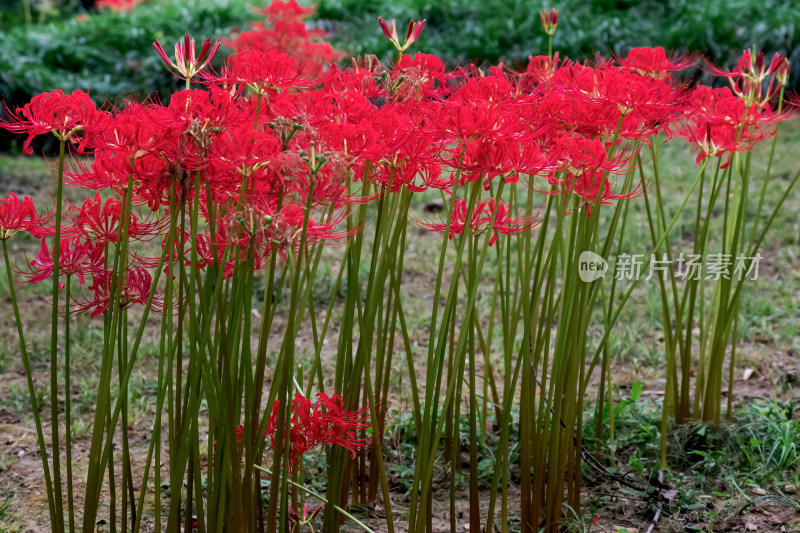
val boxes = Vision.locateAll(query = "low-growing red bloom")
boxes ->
[0,193,52,240]
[74,267,159,318]
[20,237,103,288]
[558,169,644,214]
[253,392,373,469]
[414,197,534,245]
[65,193,164,249]
[288,502,324,528]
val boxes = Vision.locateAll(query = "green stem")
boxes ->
[50,138,67,533]
[2,239,57,525]
[65,276,75,533]
[254,464,374,533]
[582,158,709,396]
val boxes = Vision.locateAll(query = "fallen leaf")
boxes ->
[662,489,678,501]
[745,523,758,531]
[742,368,755,381]
[751,487,767,496]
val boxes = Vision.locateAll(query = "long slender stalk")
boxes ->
[2,239,57,526]
[49,138,67,533]
[64,275,75,533]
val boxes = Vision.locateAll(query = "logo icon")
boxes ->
[578,251,608,282]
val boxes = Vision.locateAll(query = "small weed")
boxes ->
[0,493,24,533]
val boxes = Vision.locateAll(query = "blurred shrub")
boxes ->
[316,0,800,87]
[0,0,257,104]
[0,0,261,150]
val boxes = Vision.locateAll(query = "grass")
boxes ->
[379,393,800,531]
[0,493,25,533]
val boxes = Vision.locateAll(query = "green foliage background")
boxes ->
[317,0,800,78]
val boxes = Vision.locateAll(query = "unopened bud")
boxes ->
[539,8,558,36]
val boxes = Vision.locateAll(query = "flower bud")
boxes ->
[378,17,426,52]
[540,8,558,36]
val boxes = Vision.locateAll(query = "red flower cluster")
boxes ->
[414,198,535,246]
[226,0,338,76]
[95,0,145,12]
[236,392,372,468]
[0,12,795,320]
[0,193,51,241]
[671,50,796,169]
[0,89,100,154]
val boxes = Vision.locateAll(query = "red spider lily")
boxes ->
[774,58,791,87]
[676,119,767,169]
[213,49,324,94]
[330,55,385,98]
[255,0,314,19]
[706,50,790,106]
[549,136,636,176]
[246,203,353,259]
[554,168,644,214]
[539,8,558,36]
[208,124,282,181]
[19,237,104,288]
[231,392,372,468]
[287,502,324,530]
[73,267,159,317]
[675,86,781,168]
[65,193,164,248]
[236,392,373,469]
[786,92,800,110]
[459,137,519,186]
[88,102,177,156]
[154,34,220,82]
[414,197,535,245]
[0,193,52,240]
[159,87,243,140]
[230,0,338,76]
[0,90,99,154]
[550,66,688,140]
[523,53,563,84]
[706,50,784,83]
[387,53,462,101]
[615,47,695,77]
[378,17,426,53]
[310,392,374,454]
[432,99,513,149]
[95,0,144,11]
